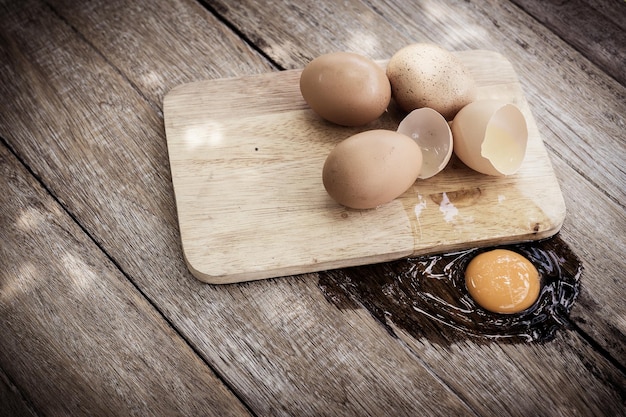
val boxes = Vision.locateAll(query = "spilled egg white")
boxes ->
[451,100,528,176]
[397,108,453,179]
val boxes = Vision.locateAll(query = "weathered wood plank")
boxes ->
[585,0,626,30]
[205,0,626,363]
[45,0,275,105]
[510,0,626,85]
[391,326,626,417]
[553,159,626,364]
[0,370,37,417]
[2,0,624,416]
[40,1,614,413]
[0,143,252,416]
[0,1,477,416]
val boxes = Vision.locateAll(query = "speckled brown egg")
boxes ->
[386,43,477,120]
[322,129,423,209]
[300,52,391,126]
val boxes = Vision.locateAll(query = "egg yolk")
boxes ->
[465,249,540,314]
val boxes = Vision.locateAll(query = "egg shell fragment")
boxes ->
[451,100,528,176]
[386,43,477,120]
[300,52,391,126]
[397,108,453,179]
[322,130,423,209]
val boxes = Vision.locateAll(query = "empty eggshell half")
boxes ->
[397,108,453,179]
[451,100,528,176]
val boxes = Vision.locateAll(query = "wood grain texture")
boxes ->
[2,0,625,415]
[391,325,626,417]
[0,371,37,417]
[45,0,275,105]
[207,0,626,366]
[584,0,626,30]
[0,145,252,416]
[510,0,626,85]
[164,52,565,283]
[0,1,478,415]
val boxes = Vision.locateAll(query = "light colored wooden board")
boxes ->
[164,50,565,284]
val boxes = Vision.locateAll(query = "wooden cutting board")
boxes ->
[163,50,565,284]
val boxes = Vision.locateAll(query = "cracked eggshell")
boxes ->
[451,100,528,176]
[386,43,477,120]
[397,108,453,179]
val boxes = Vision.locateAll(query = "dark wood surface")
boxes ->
[1,0,624,416]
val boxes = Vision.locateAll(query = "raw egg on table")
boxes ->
[396,108,453,179]
[451,100,528,176]
[465,249,540,314]
[322,129,423,209]
[386,43,477,120]
[300,52,391,126]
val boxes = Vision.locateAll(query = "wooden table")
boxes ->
[1,0,624,415]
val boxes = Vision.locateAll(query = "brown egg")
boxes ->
[465,249,540,314]
[300,52,391,126]
[322,130,423,209]
[386,43,477,120]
